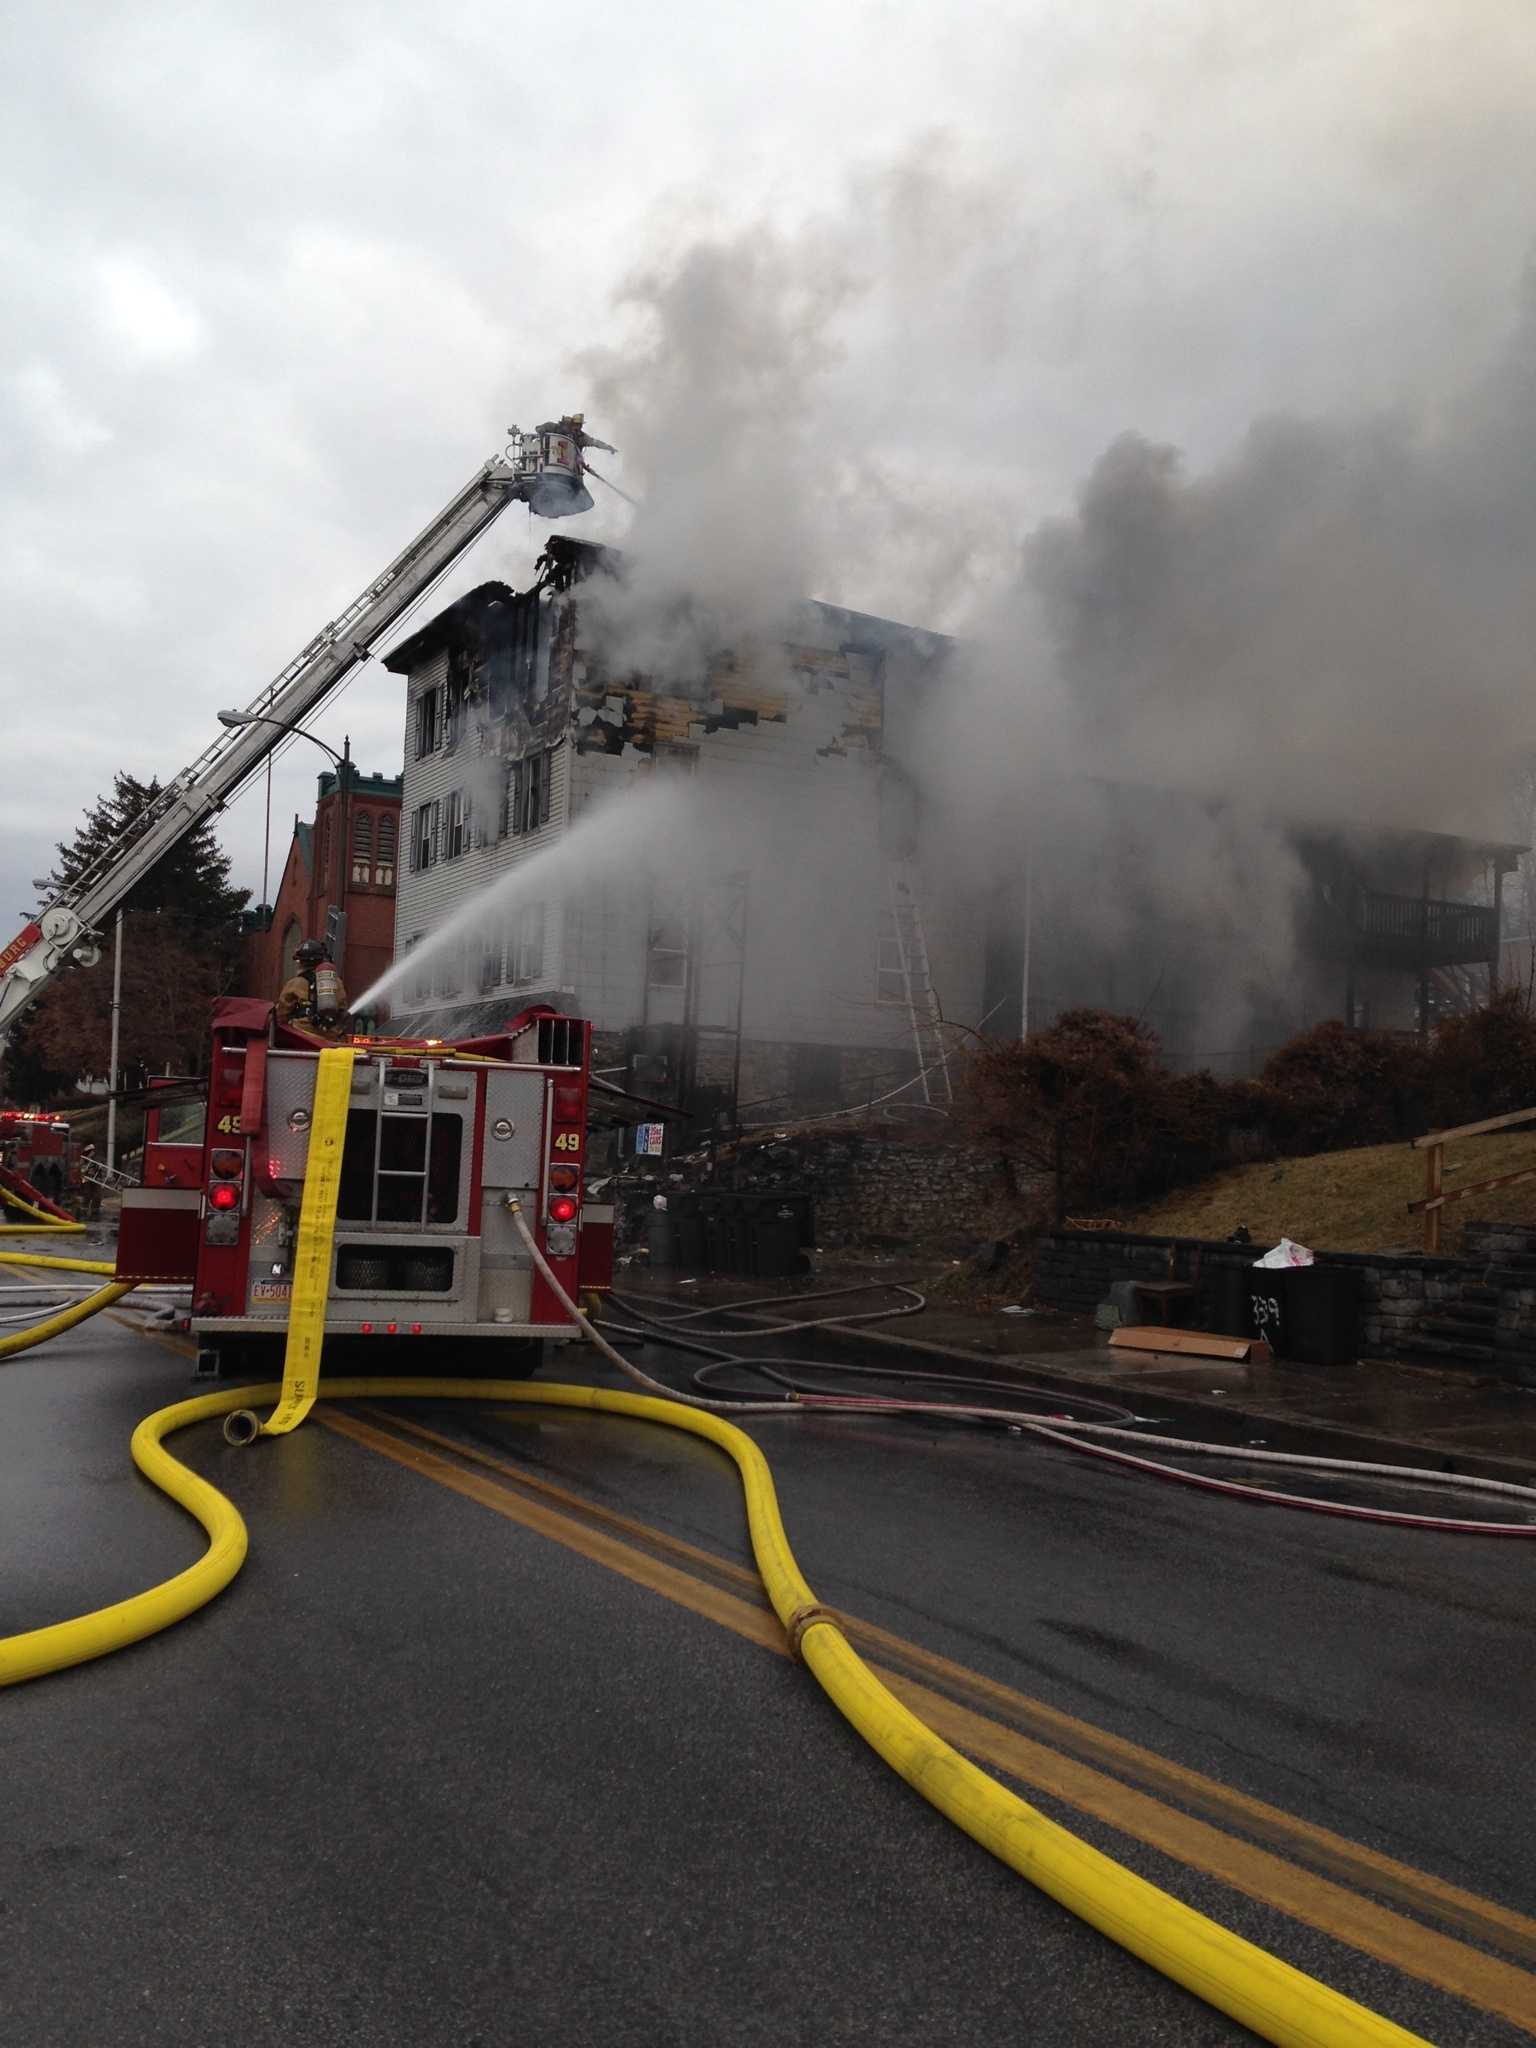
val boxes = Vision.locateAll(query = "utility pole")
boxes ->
[1021,850,1033,1042]
[105,908,123,1171]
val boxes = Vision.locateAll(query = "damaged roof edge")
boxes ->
[380,536,952,681]
[381,579,520,674]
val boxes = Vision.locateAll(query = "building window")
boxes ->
[646,917,689,990]
[406,935,430,1003]
[351,809,374,886]
[415,687,440,760]
[435,942,463,999]
[502,748,554,837]
[375,812,397,888]
[320,812,333,883]
[411,800,439,872]
[509,903,545,985]
[477,925,503,993]
[443,651,470,750]
[445,788,471,861]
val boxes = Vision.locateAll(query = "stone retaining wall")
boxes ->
[1033,1225,1536,1383]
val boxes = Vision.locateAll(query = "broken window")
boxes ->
[375,812,397,887]
[477,925,503,993]
[351,809,374,886]
[445,789,470,861]
[415,687,440,760]
[411,800,439,872]
[502,748,555,837]
[647,917,689,990]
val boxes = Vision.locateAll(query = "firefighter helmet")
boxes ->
[295,939,329,966]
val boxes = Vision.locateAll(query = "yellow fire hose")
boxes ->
[0,1367,1429,2048]
[0,1248,133,1356]
[0,1185,85,1228]
[0,1250,121,1274]
[0,1282,136,1355]
[0,1102,1432,2045]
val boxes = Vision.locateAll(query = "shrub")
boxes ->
[1429,988,1536,1128]
[1258,1022,1431,1153]
[960,992,1536,1232]
[961,1009,1234,1221]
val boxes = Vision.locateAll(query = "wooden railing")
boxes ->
[1409,1106,1536,1252]
[1356,892,1497,953]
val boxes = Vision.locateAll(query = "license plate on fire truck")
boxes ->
[250,1279,292,1303]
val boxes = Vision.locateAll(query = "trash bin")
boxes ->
[1206,1262,1251,1338]
[647,1208,678,1268]
[1248,1265,1361,1363]
[674,1211,706,1269]
[1280,1265,1361,1365]
[1248,1269,1289,1354]
[747,1209,805,1279]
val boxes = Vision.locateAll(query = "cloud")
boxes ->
[2,0,1535,1015]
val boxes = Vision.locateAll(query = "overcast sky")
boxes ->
[3,1,1534,936]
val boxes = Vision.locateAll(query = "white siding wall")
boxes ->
[392,597,987,1055]
[393,647,570,1006]
[566,654,918,1051]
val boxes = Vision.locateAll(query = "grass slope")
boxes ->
[1128,1127,1536,1255]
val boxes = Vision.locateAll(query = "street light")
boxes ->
[216,708,345,770]
[217,710,353,975]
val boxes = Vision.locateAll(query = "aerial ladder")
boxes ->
[0,415,615,1045]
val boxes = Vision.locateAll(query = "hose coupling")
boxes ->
[785,1602,842,1661]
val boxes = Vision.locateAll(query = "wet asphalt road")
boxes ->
[4,1309,1535,2046]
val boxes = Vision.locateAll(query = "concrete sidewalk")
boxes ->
[617,1263,1536,1484]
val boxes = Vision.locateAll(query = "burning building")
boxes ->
[381,539,972,1124]
[380,536,1521,1119]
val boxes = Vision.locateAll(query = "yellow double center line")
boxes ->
[323,1402,1536,2038]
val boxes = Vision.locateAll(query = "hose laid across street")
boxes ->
[0,1248,135,1357]
[0,1365,1431,2048]
[0,1207,1443,2041]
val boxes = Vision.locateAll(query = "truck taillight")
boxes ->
[208,1182,240,1212]
[210,1149,243,1179]
[548,1195,578,1224]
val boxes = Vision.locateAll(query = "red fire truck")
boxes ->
[115,1001,613,1377]
[0,1109,80,1207]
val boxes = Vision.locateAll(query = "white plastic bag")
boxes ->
[1253,1237,1314,1268]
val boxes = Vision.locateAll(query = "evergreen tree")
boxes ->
[42,773,248,954]
[3,775,251,1100]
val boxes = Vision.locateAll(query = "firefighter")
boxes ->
[276,939,349,1033]
[78,1143,102,1221]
